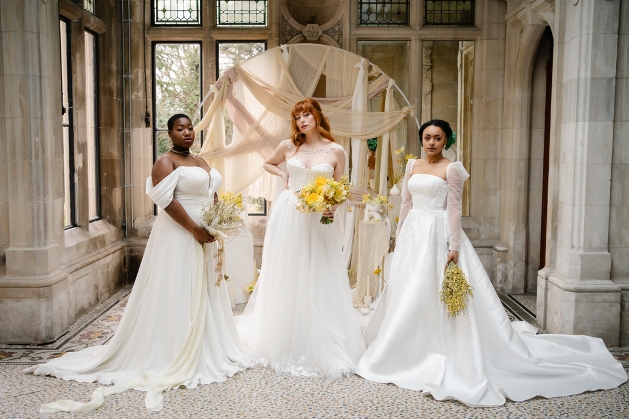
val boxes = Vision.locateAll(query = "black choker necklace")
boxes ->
[170,147,196,158]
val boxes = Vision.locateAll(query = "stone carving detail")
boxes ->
[510,0,555,34]
[303,24,322,41]
[323,18,343,48]
[421,42,433,123]
[281,15,301,45]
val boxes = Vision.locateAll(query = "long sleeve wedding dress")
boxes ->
[356,160,627,407]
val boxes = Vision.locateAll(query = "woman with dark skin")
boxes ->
[27,114,246,413]
[152,115,217,245]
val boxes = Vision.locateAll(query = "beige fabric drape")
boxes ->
[195,45,413,199]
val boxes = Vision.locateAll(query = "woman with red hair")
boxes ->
[237,98,365,378]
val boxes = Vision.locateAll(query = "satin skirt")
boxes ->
[356,208,627,407]
[236,189,366,378]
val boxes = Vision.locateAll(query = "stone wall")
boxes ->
[0,0,126,344]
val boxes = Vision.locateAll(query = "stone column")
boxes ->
[611,0,629,346]
[0,0,66,341]
[540,0,621,346]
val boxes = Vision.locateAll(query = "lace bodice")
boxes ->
[396,160,469,251]
[286,158,334,192]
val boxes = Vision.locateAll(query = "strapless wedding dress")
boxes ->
[237,157,366,378]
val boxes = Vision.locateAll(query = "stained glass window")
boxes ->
[153,0,201,26]
[424,1,475,26]
[217,1,267,26]
[359,0,409,26]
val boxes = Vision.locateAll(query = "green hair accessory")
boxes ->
[446,131,456,150]
[367,138,378,152]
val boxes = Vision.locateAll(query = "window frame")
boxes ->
[83,0,95,15]
[215,40,267,79]
[85,29,101,222]
[358,0,410,27]
[216,0,268,27]
[60,17,77,229]
[152,41,203,163]
[423,0,476,27]
[151,0,202,27]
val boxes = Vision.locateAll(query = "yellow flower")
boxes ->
[243,281,257,293]
[307,193,321,205]
[439,262,474,317]
[395,216,399,222]
[315,177,327,186]
[374,268,381,275]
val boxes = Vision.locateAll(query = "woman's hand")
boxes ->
[323,204,339,221]
[445,250,459,268]
[192,226,215,245]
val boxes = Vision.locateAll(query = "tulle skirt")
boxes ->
[237,190,366,378]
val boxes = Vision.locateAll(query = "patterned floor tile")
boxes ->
[1,287,628,418]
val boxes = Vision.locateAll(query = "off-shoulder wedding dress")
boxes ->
[356,160,627,407]
[27,166,246,412]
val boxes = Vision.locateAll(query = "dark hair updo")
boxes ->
[418,119,456,150]
[167,113,192,130]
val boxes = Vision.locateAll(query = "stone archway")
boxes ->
[496,1,555,294]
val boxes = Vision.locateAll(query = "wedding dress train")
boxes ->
[26,166,247,412]
[356,161,627,407]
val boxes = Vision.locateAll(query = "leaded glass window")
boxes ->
[424,1,475,26]
[83,0,95,14]
[217,1,267,26]
[60,18,76,228]
[153,0,201,26]
[359,0,409,26]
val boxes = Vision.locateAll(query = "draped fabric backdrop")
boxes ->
[194,44,412,268]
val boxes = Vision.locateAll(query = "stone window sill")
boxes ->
[63,220,120,265]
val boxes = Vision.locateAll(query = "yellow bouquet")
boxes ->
[439,262,474,317]
[391,146,418,185]
[295,174,351,224]
[199,192,245,285]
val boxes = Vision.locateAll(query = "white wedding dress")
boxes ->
[26,166,247,412]
[356,160,627,407]
[237,152,366,378]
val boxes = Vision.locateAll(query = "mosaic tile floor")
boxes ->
[1,287,628,418]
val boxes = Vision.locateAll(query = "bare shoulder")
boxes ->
[151,154,175,184]
[279,139,295,150]
[330,143,346,154]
